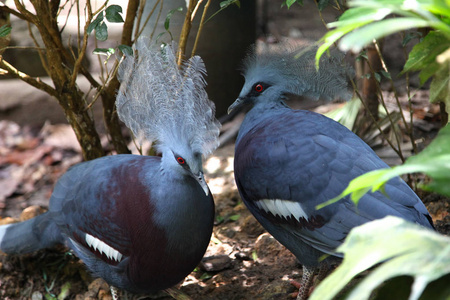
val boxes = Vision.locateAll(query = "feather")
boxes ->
[242,43,353,101]
[116,38,220,156]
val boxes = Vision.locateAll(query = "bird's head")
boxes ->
[228,44,352,114]
[161,143,209,196]
[116,39,220,196]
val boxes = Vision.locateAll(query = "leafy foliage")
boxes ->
[87,4,131,58]
[87,5,125,41]
[403,31,450,106]
[315,0,450,112]
[310,216,450,300]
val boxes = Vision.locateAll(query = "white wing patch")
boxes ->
[85,233,123,262]
[255,199,308,221]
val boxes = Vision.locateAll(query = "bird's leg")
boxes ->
[110,286,119,300]
[316,263,331,282]
[290,265,316,300]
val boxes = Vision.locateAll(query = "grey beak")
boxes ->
[195,172,210,196]
[227,97,245,114]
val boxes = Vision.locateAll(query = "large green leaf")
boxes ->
[87,13,103,35]
[310,216,450,300]
[317,123,450,209]
[105,5,124,23]
[316,0,450,65]
[403,31,450,83]
[95,22,108,41]
[429,62,450,115]
[338,18,429,52]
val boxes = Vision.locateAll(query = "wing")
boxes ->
[235,110,432,257]
[49,155,161,266]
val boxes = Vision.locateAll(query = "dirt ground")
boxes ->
[0,1,449,300]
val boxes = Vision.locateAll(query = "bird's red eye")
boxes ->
[255,84,264,92]
[176,156,185,165]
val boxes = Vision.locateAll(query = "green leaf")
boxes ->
[118,44,133,56]
[0,24,11,37]
[199,272,213,281]
[380,70,392,79]
[325,98,361,130]
[402,31,422,46]
[429,63,450,117]
[220,0,240,9]
[93,48,114,56]
[285,0,302,8]
[317,0,331,11]
[252,250,258,261]
[338,18,430,52]
[328,7,392,28]
[403,31,450,83]
[87,13,103,35]
[164,7,183,31]
[316,6,388,66]
[57,282,71,300]
[95,22,108,41]
[105,5,124,23]
[229,214,240,221]
[310,216,450,300]
[374,72,381,82]
[215,215,224,224]
[44,294,57,300]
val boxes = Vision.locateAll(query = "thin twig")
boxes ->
[191,0,204,21]
[0,45,46,52]
[58,0,74,34]
[364,49,405,162]
[0,58,58,98]
[76,0,81,50]
[349,77,403,158]
[178,0,196,65]
[374,40,411,135]
[86,56,124,111]
[92,1,109,18]
[313,0,328,28]
[133,0,146,38]
[191,0,211,57]
[134,0,161,41]
[0,4,28,21]
[69,1,92,89]
[400,31,418,155]
[27,21,50,76]
[149,0,163,40]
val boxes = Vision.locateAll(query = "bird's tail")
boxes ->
[0,213,62,254]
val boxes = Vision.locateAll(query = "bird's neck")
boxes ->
[237,100,289,144]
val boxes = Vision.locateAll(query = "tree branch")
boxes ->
[0,58,58,97]
[178,0,196,65]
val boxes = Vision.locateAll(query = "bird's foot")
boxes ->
[289,280,314,300]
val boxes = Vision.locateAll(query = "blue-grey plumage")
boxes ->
[0,155,214,293]
[0,39,219,296]
[229,45,434,300]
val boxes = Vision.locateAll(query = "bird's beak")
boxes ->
[227,97,244,114]
[195,172,210,196]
